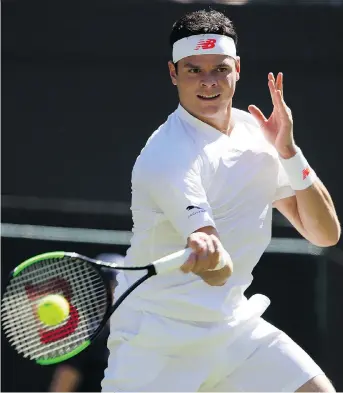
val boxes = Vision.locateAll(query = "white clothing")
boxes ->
[102,303,324,392]
[102,105,325,392]
[118,104,294,322]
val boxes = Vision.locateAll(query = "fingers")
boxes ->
[249,72,285,121]
[180,252,197,273]
[276,72,283,96]
[197,234,219,272]
[269,72,284,96]
[268,73,278,107]
[189,233,214,274]
[248,105,267,126]
[182,233,222,274]
[268,72,288,112]
[188,233,208,256]
[270,72,283,99]
[268,72,282,90]
[210,235,221,269]
[182,234,206,273]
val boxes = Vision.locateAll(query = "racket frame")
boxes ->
[2,251,158,365]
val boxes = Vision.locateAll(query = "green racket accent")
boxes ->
[36,340,91,365]
[13,252,65,277]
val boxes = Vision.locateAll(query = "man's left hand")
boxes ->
[248,72,297,159]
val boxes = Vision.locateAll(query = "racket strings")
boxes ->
[2,262,105,326]
[2,280,106,318]
[3,260,107,357]
[10,313,105,358]
[1,257,108,361]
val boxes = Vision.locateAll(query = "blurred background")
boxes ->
[1,0,343,391]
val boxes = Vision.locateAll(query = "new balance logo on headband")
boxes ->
[172,35,236,63]
[195,38,217,50]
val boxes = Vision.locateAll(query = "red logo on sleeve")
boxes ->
[195,39,216,50]
[302,167,310,180]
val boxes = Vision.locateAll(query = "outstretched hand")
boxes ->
[248,72,297,159]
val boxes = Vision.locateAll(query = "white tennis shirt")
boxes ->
[116,104,295,322]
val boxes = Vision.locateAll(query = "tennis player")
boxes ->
[102,9,340,392]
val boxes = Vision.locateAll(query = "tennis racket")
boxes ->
[1,248,218,366]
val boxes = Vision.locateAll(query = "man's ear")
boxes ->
[168,61,178,86]
[235,56,241,82]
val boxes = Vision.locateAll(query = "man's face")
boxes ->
[168,54,240,120]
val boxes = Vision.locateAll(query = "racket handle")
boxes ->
[152,248,192,274]
[152,248,227,275]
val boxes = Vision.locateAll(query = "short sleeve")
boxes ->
[274,156,295,202]
[137,154,216,241]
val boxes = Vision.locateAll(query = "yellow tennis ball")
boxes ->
[37,294,70,326]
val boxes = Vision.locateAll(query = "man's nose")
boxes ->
[200,75,218,88]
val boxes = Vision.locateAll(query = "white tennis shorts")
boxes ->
[102,298,324,392]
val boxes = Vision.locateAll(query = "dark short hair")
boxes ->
[169,9,238,48]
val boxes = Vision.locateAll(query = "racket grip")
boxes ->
[152,248,228,274]
[153,248,192,274]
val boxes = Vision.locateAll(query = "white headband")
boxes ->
[172,34,237,63]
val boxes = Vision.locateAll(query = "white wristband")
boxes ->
[279,147,317,190]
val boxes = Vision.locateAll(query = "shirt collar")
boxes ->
[175,104,230,141]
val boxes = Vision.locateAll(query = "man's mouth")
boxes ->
[197,94,220,100]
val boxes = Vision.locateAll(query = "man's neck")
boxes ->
[197,112,235,136]
[182,103,235,136]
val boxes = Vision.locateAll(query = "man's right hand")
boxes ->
[181,232,233,286]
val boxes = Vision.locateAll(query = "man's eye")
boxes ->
[217,67,229,72]
[189,69,201,74]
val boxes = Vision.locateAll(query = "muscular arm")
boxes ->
[274,179,341,247]
[189,226,233,286]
